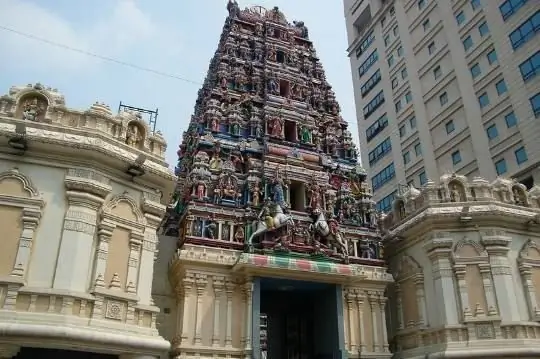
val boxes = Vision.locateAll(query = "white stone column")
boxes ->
[346,289,357,352]
[125,234,142,292]
[478,264,498,316]
[519,264,540,320]
[484,237,520,321]
[225,280,235,347]
[11,207,41,278]
[355,290,366,353]
[378,294,389,352]
[243,280,254,352]
[212,276,225,347]
[454,265,472,320]
[194,274,207,345]
[343,291,349,349]
[91,221,115,286]
[217,221,223,241]
[52,191,102,291]
[369,292,380,352]
[137,228,158,305]
[180,274,194,344]
[425,238,460,325]
[414,275,427,326]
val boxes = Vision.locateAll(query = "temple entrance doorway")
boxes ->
[259,277,342,359]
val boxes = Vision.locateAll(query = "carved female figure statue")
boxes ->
[126,125,142,147]
[196,183,206,201]
[270,117,283,137]
[308,182,321,211]
[234,226,245,242]
[300,126,312,144]
[251,183,262,206]
[450,185,461,202]
[22,98,44,121]
[210,117,220,132]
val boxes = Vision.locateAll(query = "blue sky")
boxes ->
[0,0,359,167]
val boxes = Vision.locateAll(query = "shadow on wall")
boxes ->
[153,235,179,342]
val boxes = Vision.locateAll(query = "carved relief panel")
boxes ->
[519,239,540,320]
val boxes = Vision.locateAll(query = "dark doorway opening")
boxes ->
[259,278,341,359]
[14,347,117,359]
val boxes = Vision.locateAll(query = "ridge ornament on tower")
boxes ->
[164,3,383,264]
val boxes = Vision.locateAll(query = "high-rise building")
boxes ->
[158,3,392,358]
[343,0,540,210]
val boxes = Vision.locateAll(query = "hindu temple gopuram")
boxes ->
[159,2,392,359]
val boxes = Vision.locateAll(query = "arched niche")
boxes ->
[95,193,146,292]
[518,239,540,320]
[511,183,528,206]
[15,92,49,122]
[392,254,426,329]
[393,199,406,222]
[125,119,147,150]
[452,238,496,319]
[0,168,44,278]
[447,179,467,203]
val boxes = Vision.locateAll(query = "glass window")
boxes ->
[409,116,417,129]
[403,151,411,164]
[355,30,375,58]
[478,93,490,108]
[495,159,507,175]
[366,114,389,142]
[452,150,462,165]
[399,125,406,137]
[397,46,404,57]
[415,143,422,156]
[487,49,498,64]
[405,91,413,103]
[388,54,395,67]
[471,63,482,78]
[471,0,481,10]
[401,68,408,79]
[428,42,436,54]
[440,92,448,106]
[384,35,390,47]
[419,171,427,185]
[463,36,473,51]
[500,0,529,21]
[509,11,540,50]
[486,124,498,139]
[423,19,431,31]
[358,51,379,78]
[395,100,402,112]
[371,163,396,191]
[505,111,518,127]
[479,21,490,37]
[515,146,528,164]
[434,65,442,79]
[392,77,398,89]
[445,120,455,134]
[496,79,508,95]
[456,11,466,25]
[519,51,540,82]
[418,0,426,10]
[393,26,399,36]
[531,92,540,118]
[363,90,385,118]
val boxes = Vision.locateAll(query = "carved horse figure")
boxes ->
[311,208,349,259]
[246,203,294,251]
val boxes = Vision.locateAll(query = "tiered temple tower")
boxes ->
[160,3,392,359]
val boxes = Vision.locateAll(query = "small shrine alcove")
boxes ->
[16,92,49,122]
[125,120,146,150]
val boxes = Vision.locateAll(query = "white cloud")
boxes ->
[0,0,179,72]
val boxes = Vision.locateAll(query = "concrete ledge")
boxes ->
[0,322,170,355]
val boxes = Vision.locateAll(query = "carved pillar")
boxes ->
[212,276,225,347]
[378,294,389,353]
[126,233,143,293]
[225,279,235,347]
[454,264,471,320]
[355,290,366,352]
[11,207,41,278]
[180,273,195,344]
[346,289,357,352]
[369,292,380,352]
[53,190,103,291]
[139,204,163,306]
[414,274,427,326]
[243,279,254,352]
[92,221,114,285]
[395,283,405,330]
[483,235,520,321]
[519,264,540,319]
[194,274,207,345]
[479,263,497,316]
[343,291,349,349]
[425,238,460,325]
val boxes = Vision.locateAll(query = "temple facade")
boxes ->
[0,83,175,358]
[158,3,391,359]
[382,174,540,358]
